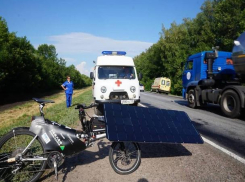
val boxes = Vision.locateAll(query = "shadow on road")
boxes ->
[39,140,111,182]
[141,143,192,158]
[138,178,149,182]
[141,101,245,160]
[40,140,192,182]
[174,100,245,121]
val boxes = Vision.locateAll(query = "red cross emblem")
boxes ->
[115,80,122,87]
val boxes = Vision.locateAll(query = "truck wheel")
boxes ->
[188,89,196,108]
[221,90,240,118]
[156,89,159,93]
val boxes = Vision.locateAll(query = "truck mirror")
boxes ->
[90,72,94,79]
[138,73,143,80]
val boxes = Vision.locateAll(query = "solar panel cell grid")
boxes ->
[104,104,203,144]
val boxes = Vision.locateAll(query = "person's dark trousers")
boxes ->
[66,93,72,107]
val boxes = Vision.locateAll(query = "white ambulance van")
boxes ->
[90,51,142,114]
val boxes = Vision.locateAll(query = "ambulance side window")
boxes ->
[161,80,165,85]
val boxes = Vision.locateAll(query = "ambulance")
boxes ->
[151,77,171,94]
[90,51,142,114]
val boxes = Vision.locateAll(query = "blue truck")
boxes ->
[182,32,245,118]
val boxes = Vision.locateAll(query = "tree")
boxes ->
[0,16,91,103]
[134,0,245,95]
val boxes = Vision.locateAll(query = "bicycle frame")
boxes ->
[28,102,106,156]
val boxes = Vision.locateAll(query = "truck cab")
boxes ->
[182,51,235,99]
[91,51,141,114]
[181,33,245,118]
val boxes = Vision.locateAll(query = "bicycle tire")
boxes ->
[109,142,141,175]
[0,128,47,182]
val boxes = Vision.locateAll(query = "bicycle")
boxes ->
[0,98,141,182]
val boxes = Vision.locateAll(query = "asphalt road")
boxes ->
[41,102,245,182]
[140,91,245,159]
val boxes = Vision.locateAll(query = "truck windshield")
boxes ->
[98,66,135,79]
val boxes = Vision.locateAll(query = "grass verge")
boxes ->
[0,89,93,136]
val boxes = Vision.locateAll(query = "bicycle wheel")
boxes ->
[0,128,47,182]
[109,142,141,175]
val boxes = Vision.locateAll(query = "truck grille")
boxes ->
[109,92,129,100]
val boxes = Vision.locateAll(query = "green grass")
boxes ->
[0,90,93,136]
[45,90,93,126]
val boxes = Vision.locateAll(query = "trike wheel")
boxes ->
[0,128,47,182]
[109,142,141,175]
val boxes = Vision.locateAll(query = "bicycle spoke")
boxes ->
[127,150,138,157]
[113,156,124,164]
[13,130,17,150]
[0,129,46,182]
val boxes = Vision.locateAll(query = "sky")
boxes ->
[0,0,205,76]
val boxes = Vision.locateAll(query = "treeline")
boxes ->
[134,0,245,95]
[0,17,91,102]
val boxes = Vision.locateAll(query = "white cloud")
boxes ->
[76,61,91,76]
[63,57,77,63]
[49,32,153,57]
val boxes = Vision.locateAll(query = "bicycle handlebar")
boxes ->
[75,103,99,110]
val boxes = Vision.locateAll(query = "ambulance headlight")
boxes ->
[130,86,136,93]
[101,86,107,93]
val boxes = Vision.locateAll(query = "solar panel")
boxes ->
[103,103,203,144]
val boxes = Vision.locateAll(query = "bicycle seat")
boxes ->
[33,98,55,104]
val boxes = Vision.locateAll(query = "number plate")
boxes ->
[121,100,134,104]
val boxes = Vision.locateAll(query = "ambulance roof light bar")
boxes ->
[102,51,126,55]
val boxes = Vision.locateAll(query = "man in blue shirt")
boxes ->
[61,76,74,108]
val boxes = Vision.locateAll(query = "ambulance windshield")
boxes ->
[98,66,135,79]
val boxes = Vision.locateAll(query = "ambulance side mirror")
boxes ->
[90,72,94,79]
[138,73,143,80]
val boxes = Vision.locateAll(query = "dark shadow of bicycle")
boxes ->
[39,140,111,182]
[40,139,192,182]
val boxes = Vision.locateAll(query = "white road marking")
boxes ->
[202,137,245,164]
[138,103,147,108]
[138,102,245,165]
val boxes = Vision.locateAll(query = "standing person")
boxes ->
[61,76,74,108]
